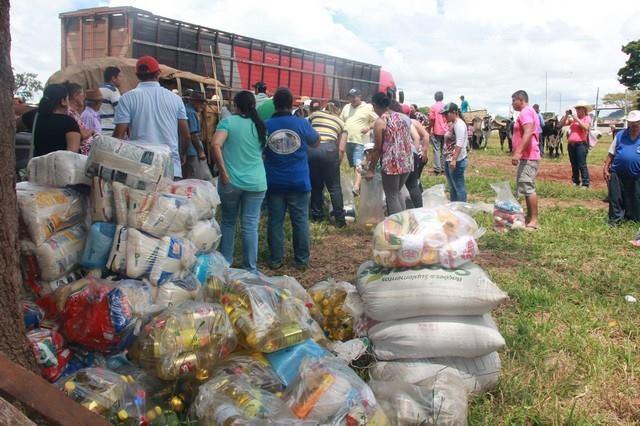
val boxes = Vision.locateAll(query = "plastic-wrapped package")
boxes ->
[356,261,508,320]
[153,275,202,310]
[54,277,136,353]
[212,353,284,393]
[27,150,91,187]
[369,372,468,425]
[167,179,220,220]
[372,206,481,269]
[422,184,447,208]
[266,339,330,387]
[81,222,117,269]
[125,228,197,286]
[85,136,173,191]
[308,279,358,341]
[59,367,146,419]
[23,300,45,329]
[129,302,237,381]
[358,172,385,228]
[27,328,73,382]
[20,223,87,281]
[22,266,84,297]
[111,279,158,319]
[183,219,221,253]
[370,352,502,396]
[284,357,388,424]
[194,251,228,287]
[195,374,291,424]
[368,314,506,360]
[221,279,312,353]
[90,177,114,223]
[112,182,129,225]
[16,182,86,245]
[127,188,199,237]
[491,182,526,232]
[107,225,128,274]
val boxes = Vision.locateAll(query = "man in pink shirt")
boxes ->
[511,90,541,230]
[429,91,447,174]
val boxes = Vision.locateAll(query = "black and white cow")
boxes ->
[542,118,563,157]
[494,119,513,153]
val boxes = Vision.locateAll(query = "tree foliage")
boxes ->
[618,40,640,89]
[13,71,43,101]
[601,91,638,110]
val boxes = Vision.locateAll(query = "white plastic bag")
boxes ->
[371,352,502,395]
[357,261,508,320]
[112,182,128,226]
[183,219,221,253]
[491,182,525,232]
[85,135,173,191]
[107,225,128,274]
[370,371,468,425]
[167,179,220,220]
[369,314,505,360]
[16,182,86,245]
[20,223,87,281]
[358,172,385,228]
[127,189,199,237]
[27,151,90,186]
[90,177,114,223]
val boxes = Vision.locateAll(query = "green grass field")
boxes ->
[245,133,639,424]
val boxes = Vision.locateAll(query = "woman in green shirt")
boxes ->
[211,91,267,273]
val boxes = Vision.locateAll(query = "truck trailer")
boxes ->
[59,6,397,102]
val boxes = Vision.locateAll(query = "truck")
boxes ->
[59,6,398,102]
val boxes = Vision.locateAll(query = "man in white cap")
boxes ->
[603,110,640,224]
[340,88,378,196]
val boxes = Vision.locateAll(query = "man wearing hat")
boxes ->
[561,100,593,188]
[182,90,212,180]
[80,88,103,138]
[604,110,640,224]
[113,56,191,179]
[340,88,378,196]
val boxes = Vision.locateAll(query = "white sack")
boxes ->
[370,352,501,395]
[357,261,508,320]
[107,225,128,274]
[125,228,197,286]
[20,223,87,281]
[27,151,90,186]
[85,135,173,191]
[369,314,505,360]
[112,182,128,225]
[127,189,198,237]
[183,219,221,252]
[90,177,114,222]
[16,182,86,245]
[167,179,220,220]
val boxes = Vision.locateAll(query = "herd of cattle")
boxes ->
[466,114,574,157]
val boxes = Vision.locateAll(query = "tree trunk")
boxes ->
[0,0,36,371]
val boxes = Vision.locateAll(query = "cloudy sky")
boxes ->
[10,0,640,115]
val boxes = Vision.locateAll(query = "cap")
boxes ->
[627,110,640,122]
[183,89,206,102]
[84,88,103,102]
[440,102,459,114]
[136,55,160,74]
[348,88,361,97]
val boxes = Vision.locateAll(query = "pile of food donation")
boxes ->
[16,136,508,425]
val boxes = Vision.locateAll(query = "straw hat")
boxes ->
[574,101,593,112]
[85,88,103,102]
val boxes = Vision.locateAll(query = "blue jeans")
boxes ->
[445,157,468,202]
[568,142,590,187]
[346,142,365,168]
[267,191,311,266]
[218,182,265,273]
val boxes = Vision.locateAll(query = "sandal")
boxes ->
[525,224,539,231]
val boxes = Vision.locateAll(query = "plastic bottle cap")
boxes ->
[154,406,162,415]
[64,381,76,392]
[117,410,128,421]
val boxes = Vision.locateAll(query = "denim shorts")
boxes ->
[346,142,365,167]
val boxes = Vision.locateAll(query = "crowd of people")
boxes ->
[15,53,640,272]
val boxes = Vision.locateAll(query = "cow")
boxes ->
[494,119,513,153]
[542,117,564,158]
[469,115,492,150]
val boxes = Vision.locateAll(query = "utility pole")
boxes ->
[559,93,562,115]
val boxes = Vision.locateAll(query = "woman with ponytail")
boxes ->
[32,84,81,157]
[211,90,267,273]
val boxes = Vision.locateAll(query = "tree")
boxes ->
[601,91,639,110]
[0,0,37,371]
[418,106,430,116]
[618,40,640,109]
[13,71,42,102]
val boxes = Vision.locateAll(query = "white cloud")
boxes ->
[10,0,640,115]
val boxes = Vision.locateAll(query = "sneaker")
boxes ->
[335,220,347,228]
[581,185,589,189]
[295,263,309,272]
[268,262,283,270]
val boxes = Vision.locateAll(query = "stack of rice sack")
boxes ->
[18,150,91,296]
[356,207,508,422]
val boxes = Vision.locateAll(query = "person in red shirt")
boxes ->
[560,101,592,188]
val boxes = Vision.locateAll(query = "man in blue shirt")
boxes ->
[265,87,320,269]
[113,56,190,179]
[460,95,469,113]
[604,110,640,224]
[182,90,213,180]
